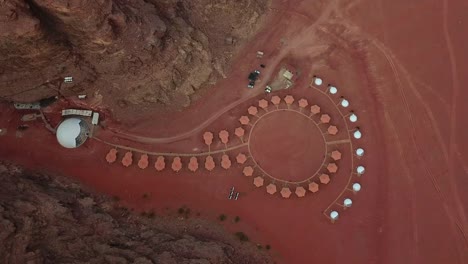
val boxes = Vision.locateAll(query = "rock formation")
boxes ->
[0,162,272,264]
[0,0,269,116]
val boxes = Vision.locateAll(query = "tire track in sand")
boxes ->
[383,111,419,263]
[107,0,340,144]
[442,0,468,248]
[372,39,468,250]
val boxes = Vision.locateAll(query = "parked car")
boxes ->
[247,80,255,89]
[247,70,260,88]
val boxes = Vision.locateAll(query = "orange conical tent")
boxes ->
[218,130,229,144]
[188,157,198,172]
[327,163,338,173]
[266,183,277,194]
[236,153,247,164]
[320,114,331,124]
[253,177,264,187]
[298,98,308,108]
[122,152,133,167]
[258,99,268,109]
[138,154,149,169]
[284,95,294,105]
[271,96,281,105]
[308,182,319,193]
[203,132,214,146]
[221,154,231,169]
[295,186,306,197]
[248,106,258,116]
[243,166,254,177]
[310,105,321,115]
[171,157,182,172]
[327,125,338,135]
[106,149,118,163]
[280,187,292,198]
[205,156,215,171]
[154,156,165,171]
[235,127,245,138]
[331,150,342,161]
[239,116,250,125]
[319,174,331,184]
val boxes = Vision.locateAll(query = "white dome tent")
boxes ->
[349,113,358,122]
[356,165,365,175]
[352,183,361,192]
[56,117,90,148]
[340,98,350,107]
[353,129,362,139]
[330,211,339,221]
[343,198,353,207]
[355,148,364,157]
[314,76,323,86]
[329,86,338,94]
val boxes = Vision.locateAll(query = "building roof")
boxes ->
[56,118,89,148]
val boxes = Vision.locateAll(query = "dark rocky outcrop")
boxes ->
[0,0,269,116]
[0,162,272,264]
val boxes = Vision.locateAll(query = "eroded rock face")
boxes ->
[0,0,269,115]
[0,162,272,264]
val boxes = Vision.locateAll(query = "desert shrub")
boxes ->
[219,214,227,221]
[235,232,249,242]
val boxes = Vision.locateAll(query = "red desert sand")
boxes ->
[1,1,467,264]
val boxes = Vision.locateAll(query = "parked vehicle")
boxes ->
[247,70,260,88]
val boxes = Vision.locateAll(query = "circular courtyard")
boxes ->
[248,110,326,182]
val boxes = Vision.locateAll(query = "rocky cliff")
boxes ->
[0,162,273,264]
[0,0,269,115]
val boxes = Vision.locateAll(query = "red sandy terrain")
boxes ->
[1,0,468,264]
[249,110,326,182]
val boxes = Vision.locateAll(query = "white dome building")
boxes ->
[56,118,90,148]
